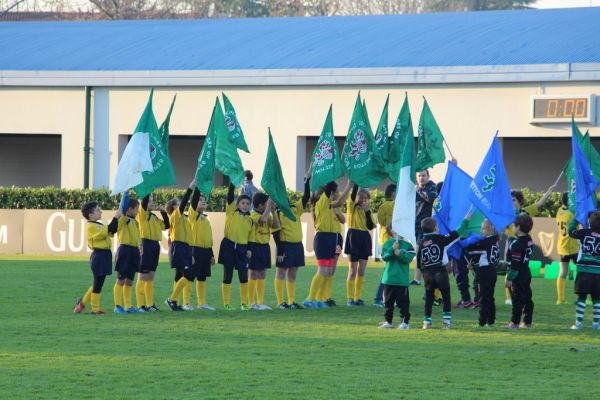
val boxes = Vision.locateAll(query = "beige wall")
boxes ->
[0,82,599,190]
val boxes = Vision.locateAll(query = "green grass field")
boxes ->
[1,257,600,399]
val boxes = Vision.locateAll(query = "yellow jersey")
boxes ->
[279,199,304,243]
[505,204,539,238]
[556,207,579,256]
[249,210,274,244]
[86,220,114,250]
[188,206,213,248]
[136,206,165,241]
[224,201,253,244]
[377,200,394,245]
[314,193,340,233]
[346,197,370,231]
[117,216,141,247]
[169,208,192,245]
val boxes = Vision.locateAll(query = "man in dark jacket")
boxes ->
[411,169,438,285]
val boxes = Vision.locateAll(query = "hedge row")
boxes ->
[0,186,560,216]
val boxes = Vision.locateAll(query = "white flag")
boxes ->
[111,132,153,195]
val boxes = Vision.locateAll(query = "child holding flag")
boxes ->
[556,192,579,305]
[345,184,376,306]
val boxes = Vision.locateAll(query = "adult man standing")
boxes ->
[412,169,438,285]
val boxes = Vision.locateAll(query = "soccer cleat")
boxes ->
[443,322,451,330]
[73,298,85,314]
[240,303,250,311]
[571,322,583,330]
[326,298,337,307]
[91,310,106,315]
[147,304,160,312]
[592,323,600,330]
[410,279,421,286]
[181,304,194,311]
[303,300,317,309]
[278,302,290,310]
[504,299,513,305]
[289,302,304,310]
[473,301,480,308]
[373,300,384,308]
[136,306,147,313]
[422,322,432,330]
[197,304,216,311]
[249,303,259,310]
[316,301,329,309]
[378,321,394,329]
[504,322,519,329]
[113,305,128,314]
[433,298,442,307]
[165,298,181,311]
[519,322,532,329]
[224,304,236,311]
[556,300,567,305]
[354,299,366,306]
[454,300,474,309]
[139,305,149,312]
[126,306,141,313]
[398,322,410,330]
[347,300,356,307]
[257,304,272,311]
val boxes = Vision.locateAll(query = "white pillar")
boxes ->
[92,88,110,189]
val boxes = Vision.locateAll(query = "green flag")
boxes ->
[222,93,250,153]
[387,93,414,182]
[416,98,446,171]
[362,99,373,137]
[159,94,176,154]
[310,105,345,192]
[374,94,390,163]
[342,93,386,188]
[195,106,217,197]
[214,97,245,187]
[133,89,176,198]
[262,129,296,221]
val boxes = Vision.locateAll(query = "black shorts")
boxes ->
[422,266,450,291]
[314,232,338,261]
[90,249,112,277]
[249,242,271,270]
[336,233,344,255]
[574,271,600,299]
[115,245,140,274]
[192,246,213,279]
[276,242,305,268]
[170,241,192,269]
[140,239,160,273]
[218,238,249,270]
[344,229,372,262]
[560,254,578,263]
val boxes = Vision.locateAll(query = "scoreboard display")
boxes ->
[531,95,595,123]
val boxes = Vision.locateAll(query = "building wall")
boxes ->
[0,82,599,191]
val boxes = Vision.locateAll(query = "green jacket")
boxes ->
[381,238,416,286]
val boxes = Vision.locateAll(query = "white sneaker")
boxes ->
[571,322,583,330]
[250,303,260,310]
[258,304,272,311]
[181,304,194,311]
[398,322,410,330]
[378,321,393,329]
[592,322,600,330]
[504,299,513,305]
[197,304,216,311]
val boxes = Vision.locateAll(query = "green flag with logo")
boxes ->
[262,129,296,221]
[310,105,345,192]
[133,89,176,198]
[342,93,386,188]
[195,105,217,197]
[416,98,446,171]
[374,94,390,163]
[222,93,250,153]
[214,97,245,187]
[387,93,414,182]
[159,95,176,154]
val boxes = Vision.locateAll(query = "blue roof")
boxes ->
[1,7,599,71]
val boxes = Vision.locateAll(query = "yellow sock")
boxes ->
[505,287,512,300]
[557,277,566,302]
[170,277,190,302]
[144,280,154,307]
[196,280,207,306]
[82,286,93,305]
[135,279,145,308]
[183,279,193,305]
[123,285,132,310]
[222,283,232,306]
[274,278,285,305]
[113,283,123,307]
[434,288,441,300]
[286,281,296,305]
[354,276,365,302]
[248,278,257,305]
[257,279,266,305]
[325,276,334,300]
[346,278,355,301]
[240,282,249,306]
[307,273,321,301]
[91,293,100,312]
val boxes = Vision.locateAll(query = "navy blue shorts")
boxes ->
[314,232,338,264]
[560,253,578,263]
[276,242,305,268]
[249,242,271,270]
[337,233,344,254]
[344,229,372,262]
[140,239,160,273]
[170,241,192,269]
[218,238,249,270]
[90,249,112,277]
[115,245,140,274]
[192,246,213,279]
[574,271,600,299]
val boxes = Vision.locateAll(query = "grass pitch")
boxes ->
[1,257,599,399]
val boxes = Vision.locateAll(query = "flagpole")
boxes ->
[442,137,456,161]
[553,170,564,187]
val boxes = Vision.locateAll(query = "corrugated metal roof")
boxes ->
[0,7,599,71]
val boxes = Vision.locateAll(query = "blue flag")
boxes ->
[572,131,599,227]
[433,162,473,235]
[468,136,514,232]
[447,233,484,262]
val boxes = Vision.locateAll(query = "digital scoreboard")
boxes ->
[531,94,596,124]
